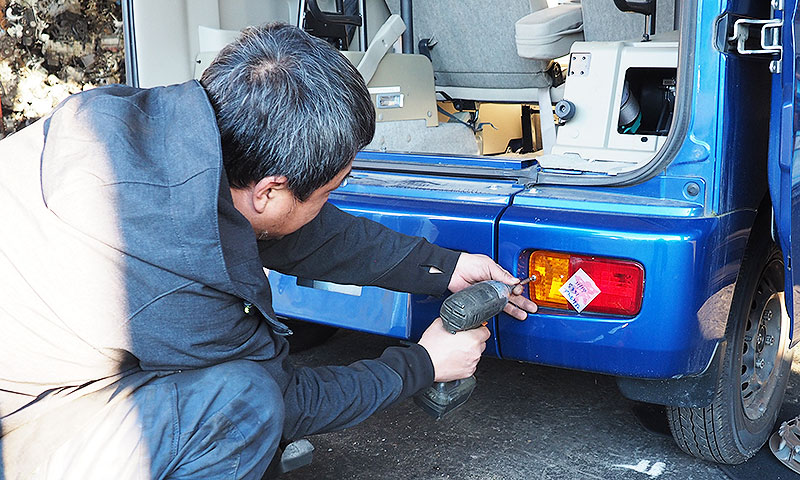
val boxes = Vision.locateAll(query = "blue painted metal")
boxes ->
[356,150,536,170]
[273,0,780,380]
[269,275,413,338]
[496,205,754,378]
[484,0,772,377]
[269,172,524,357]
[768,0,800,341]
[510,183,704,217]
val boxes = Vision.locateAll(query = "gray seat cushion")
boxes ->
[386,0,553,89]
[581,0,675,41]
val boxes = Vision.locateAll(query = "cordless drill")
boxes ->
[413,278,532,419]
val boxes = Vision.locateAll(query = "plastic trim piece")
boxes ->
[615,341,722,407]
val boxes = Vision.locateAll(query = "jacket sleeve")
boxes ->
[258,202,461,296]
[279,342,435,440]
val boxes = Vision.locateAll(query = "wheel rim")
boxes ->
[740,266,784,421]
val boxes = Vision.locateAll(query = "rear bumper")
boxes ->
[495,205,753,379]
[271,169,755,381]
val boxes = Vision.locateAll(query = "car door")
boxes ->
[768,0,800,342]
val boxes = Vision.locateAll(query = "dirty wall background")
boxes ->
[0,0,125,138]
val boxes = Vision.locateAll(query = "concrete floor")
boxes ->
[282,328,800,480]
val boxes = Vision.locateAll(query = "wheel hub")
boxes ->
[756,324,767,352]
[740,292,783,420]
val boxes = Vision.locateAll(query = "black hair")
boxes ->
[200,23,375,201]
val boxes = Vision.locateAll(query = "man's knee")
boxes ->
[194,359,285,429]
[158,360,285,478]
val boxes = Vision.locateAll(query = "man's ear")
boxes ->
[251,176,289,214]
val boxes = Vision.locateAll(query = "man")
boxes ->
[0,23,536,479]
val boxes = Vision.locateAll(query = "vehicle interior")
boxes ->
[126,0,680,178]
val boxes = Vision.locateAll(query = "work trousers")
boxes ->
[0,360,284,480]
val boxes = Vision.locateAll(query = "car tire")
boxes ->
[282,317,339,353]
[667,235,794,464]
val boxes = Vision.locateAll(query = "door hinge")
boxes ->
[727,0,784,73]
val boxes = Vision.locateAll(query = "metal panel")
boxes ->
[269,274,413,338]
[768,0,800,342]
[496,203,753,379]
[269,171,523,353]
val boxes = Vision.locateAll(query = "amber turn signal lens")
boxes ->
[528,251,571,309]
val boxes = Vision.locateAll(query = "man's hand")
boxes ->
[418,318,490,382]
[447,253,538,320]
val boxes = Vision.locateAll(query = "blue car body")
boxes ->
[121,0,800,421]
[266,0,800,405]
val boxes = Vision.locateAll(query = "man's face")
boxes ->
[231,163,352,240]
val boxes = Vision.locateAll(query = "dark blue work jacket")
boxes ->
[0,81,459,447]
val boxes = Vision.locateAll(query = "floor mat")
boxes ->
[718,402,800,480]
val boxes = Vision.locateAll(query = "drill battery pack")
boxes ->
[413,375,477,420]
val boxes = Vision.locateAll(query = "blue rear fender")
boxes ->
[496,206,756,379]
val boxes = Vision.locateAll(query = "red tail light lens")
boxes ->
[527,251,644,316]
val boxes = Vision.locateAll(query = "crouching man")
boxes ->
[0,23,536,479]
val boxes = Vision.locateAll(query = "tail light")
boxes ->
[527,250,645,316]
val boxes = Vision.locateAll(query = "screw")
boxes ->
[763,310,774,322]
[685,182,700,197]
[766,335,775,346]
[756,358,766,369]
[745,335,753,342]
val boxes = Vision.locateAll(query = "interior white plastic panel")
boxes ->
[537,39,678,174]
[515,3,584,60]
[132,0,392,87]
[131,0,298,87]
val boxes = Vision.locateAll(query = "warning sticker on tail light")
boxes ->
[559,268,601,313]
